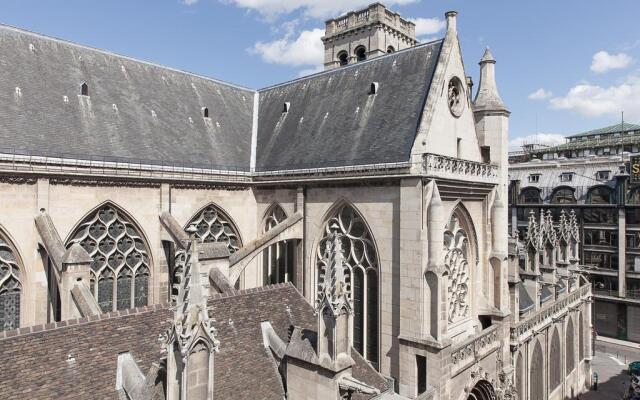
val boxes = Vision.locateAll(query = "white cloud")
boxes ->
[550,74,640,119]
[509,133,566,150]
[528,88,553,100]
[182,0,199,5]
[590,51,633,73]
[248,28,324,69]
[409,17,445,41]
[222,0,418,19]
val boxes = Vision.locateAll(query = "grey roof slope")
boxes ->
[567,122,640,138]
[0,24,254,169]
[255,40,443,171]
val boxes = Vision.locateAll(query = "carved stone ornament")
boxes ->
[448,76,465,117]
[444,216,470,322]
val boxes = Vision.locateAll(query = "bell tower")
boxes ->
[322,3,417,70]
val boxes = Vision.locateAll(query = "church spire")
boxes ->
[473,47,509,114]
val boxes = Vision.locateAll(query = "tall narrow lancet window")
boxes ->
[67,203,151,313]
[186,204,241,253]
[579,312,585,361]
[550,328,561,390]
[566,317,575,374]
[81,82,88,96]
[530,340,544,400]
[316,203,379,367]
[263,205,293,285]
[0,233,22,331]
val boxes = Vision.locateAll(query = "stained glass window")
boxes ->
[316,204,378,366]
[0,236,22,331]
[68,204,151,312]
[187,204,242,253]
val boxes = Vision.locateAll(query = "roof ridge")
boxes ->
[0,302,170,341]
[257,38,444,92]
[568,121,640,138]
[0,23,256,93]
[209,282,296,301]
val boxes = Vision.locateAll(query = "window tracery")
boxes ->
[443,213,470,323]
[67,204,150,313]
[316,203,378,366]
[187,204,241,253]
[263,205,293,285]
[0,236,21,331]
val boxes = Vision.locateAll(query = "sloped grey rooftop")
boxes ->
[255,40,443,171]
[567,122,640,138]
[0,24,443,171]
[0,24,254,169]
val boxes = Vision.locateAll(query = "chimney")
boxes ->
[445,11,457,34]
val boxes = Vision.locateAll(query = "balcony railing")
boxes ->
[450,325,500,374]
[510,284,591,343]
[422,153,499,184]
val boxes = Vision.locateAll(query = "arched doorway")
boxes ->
[467,380,496,400]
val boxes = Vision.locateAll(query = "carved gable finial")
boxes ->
[525,210,540,250]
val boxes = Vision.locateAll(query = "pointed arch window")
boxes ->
[566,317,575,373]
[0,235,22,331]
[443,207,476,324]
[530,340,544,400]
[316,203,378,367]
[579,312,585,361]
[263,205,294,285]
[67,204,151,313]
[516,352,524,400]
[186,204,241,253]
[550,328,561,390]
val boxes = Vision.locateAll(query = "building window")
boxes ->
[587,187,614,204]
[81,82,88,96]
[262,205,294,286]
[629,188,640,204]
[530,340,544,400]
[355,46,367,62]
[67,203,151,312]
[566,318,575,374]
[584,229,617,246]
[597,171,611,181]
[337,51,348,66]
[387,46,395,53]
[550,328,561,390]
[551,188,576,204]
[579,312,585,361]
[316,203,379,367]
[416,355,427,394]
[520,188,542,204]
[186,204,242,253]
[203,107,209,118]
[560,172,573,182]
[529,174,540,183]
[0,234,22,331]
[584,251,618,270]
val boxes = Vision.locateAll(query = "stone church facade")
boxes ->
[0,4,591,400]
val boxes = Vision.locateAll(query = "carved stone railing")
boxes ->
[510,284,591,344]
[422,153,500,184]
[449,326,500,375]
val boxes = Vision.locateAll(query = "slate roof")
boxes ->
[519,284,534,313]
[0,283,388,399]
[255,40,443,171]
[0,23,443,171]
[0,24,254,169]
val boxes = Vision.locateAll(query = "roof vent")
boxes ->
[216,121,220,128]
[370,82,379,95]
[63,95,69,103]
[81,83,88,97]
[188,117,194,124]
[202,107,209,118]
[283,102,291,113]
[355,106,360,114]
[151,110,157,118]
[28,43,35,53]
[14,87,21,97]
[112,104,118,112]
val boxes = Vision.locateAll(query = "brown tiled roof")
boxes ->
[0,283,387,400]
[0,304,170,399]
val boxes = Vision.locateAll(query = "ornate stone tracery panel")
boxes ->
[68,203,150,312]
[316,203,378,366]
[443,212,471,323]
[263,204,293,285]
[0,235,21,331]
[187,204,242,254]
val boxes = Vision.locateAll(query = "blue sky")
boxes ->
[2,0,639,148]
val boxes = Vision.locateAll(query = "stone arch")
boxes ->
[184,203,243,253]
[587,185,615,204]
[520,186,542,204]
[566,316,575,374]
[0,226,24,331]
[551,186,577,204]
[530,339,544,400]
[314,200,380,367]
[444,203,477,324]
[261,203,294,285]
[466,380,495,400]
[549,326,562,391]
[516,350,524,400]
[66,201,152,313]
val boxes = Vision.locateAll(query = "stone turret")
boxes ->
[164,225,219,400]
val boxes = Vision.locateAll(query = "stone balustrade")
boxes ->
[422,153,499,184]
[449,326,500,375]
[510,284,591,343]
